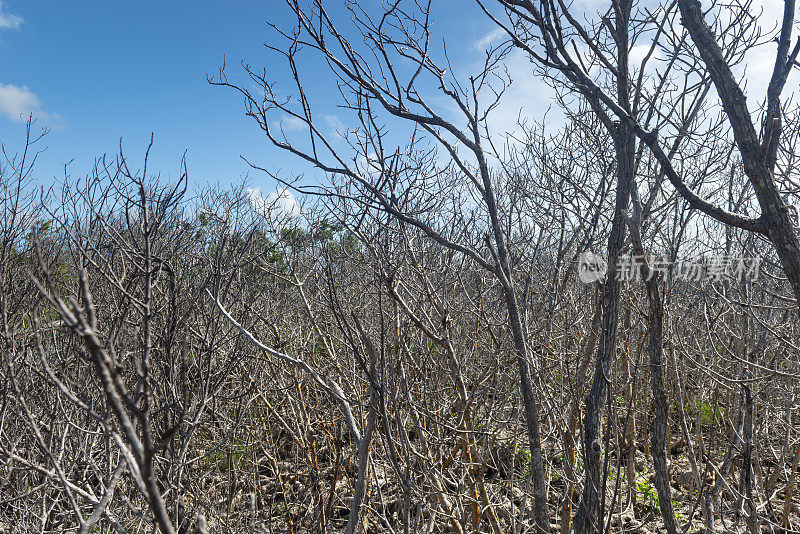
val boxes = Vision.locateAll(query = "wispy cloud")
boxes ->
[0,1,22,30]
[323,114,346,135]
[0,83,63,126]
[271,114,346,137]
[271,114,307,132]
[482,49,560,138]
[473,28,506,50]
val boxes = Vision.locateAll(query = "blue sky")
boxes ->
[0,0,502,194]
[1,0,791,202]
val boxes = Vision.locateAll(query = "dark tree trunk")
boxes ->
[506,290,550,534]
[739,383,758,534]
[573,126,634,534]
[643,276,678,534]
[677,0,800,308]
[573,2,636,531]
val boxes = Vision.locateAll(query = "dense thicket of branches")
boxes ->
[1,0,799,533]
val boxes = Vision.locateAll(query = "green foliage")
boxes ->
[516,447,532,479]
[516,447,531,464]
[205,443,251,473]
[637,478,660,513]
[684,397,725,427]
[473,418,486,433]
[279,218,348,249]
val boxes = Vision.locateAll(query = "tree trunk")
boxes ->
[677,0,800,307]
[506,290,550,534]
[644,276,678,534]
[738,383,758,534]
[572,127,634,534]
[573,3,636,528]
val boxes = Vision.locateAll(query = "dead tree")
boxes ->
[211,1,553,530]
[480,0,800,531]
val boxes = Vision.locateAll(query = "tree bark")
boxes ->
[572,127,634,534]
[677,0,800,307]
[643,275,678,534]
[505,289,550,534]
[573,2,636,530]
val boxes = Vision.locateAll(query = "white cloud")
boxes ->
[0,1,22,30]
[271,114,347,137]
[482,48,560,138]
[323,114,346,135]
[474,28,506,50]
[271,114,307,132]
[629,44,662,67]
[247,187,301,220]
[355,152,383,178]
[0,83,62,125]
